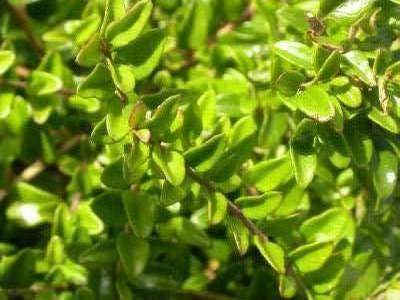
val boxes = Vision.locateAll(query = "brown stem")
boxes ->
[4,0,44,56]
[185,166,269,243]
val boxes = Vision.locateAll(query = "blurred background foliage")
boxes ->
[0,0,400,299]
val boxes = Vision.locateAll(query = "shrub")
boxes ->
[0,0,399,299]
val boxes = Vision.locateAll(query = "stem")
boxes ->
[4,0,44,56]
[185,166,269,243]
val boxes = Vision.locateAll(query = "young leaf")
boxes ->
[290,242,334,274]
[0,51,16,75]
[292,85,336,122]
[122,190,156,238]
[372,149,398,200]
[113,28,166,80]
[235,192,282,220]
[117,232,150,279]
[226,214,249,256]
[152,147,185,186]
[0,92,14,119]
[245,155,293,192]
[314,50,341,82]
[78,64,114,99]
[368,107,400,134]
[327,0,375,25]
[290,120,317,188]
[254,236,286,274]
[101,159,130,189]
[76,34,102,67]
[28,71,62,96]
[279,274,297,298]
[106,0,153,48]
[208,192,227,225]
[300,208,356,244]
[184,134,226,172]
[145,95,180,135]
[276,71,305,96]
[344,51,376,86]
[273,41,313,70]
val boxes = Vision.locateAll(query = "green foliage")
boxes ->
[0,0,400,299]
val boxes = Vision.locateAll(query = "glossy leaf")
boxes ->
[114,28,166,80]
[235,192,282,220]
[254,236,286,274]
[117,232,150,279]
[152,147,185,186]
[245,155,293,192]
[273,41,313,70]
[290,242,334,274]
[106,0,153,48]
[122,190,156,238]
[0,51,16,75]
[292,85,336,122]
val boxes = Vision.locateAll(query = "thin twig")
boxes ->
[4,0,45,56]
[185,166,269,243]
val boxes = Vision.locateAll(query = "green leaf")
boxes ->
[254,236,286,274]
[117,233,150,279]
[235,192,282,220]
[319,0,347,16]
[290,120,317,188]
[101,159,130,189]
[229,116,257,149]
[106,106,131,141]
[78,64,114,99]
[273,41,313,70]
[300,208,356,243]
[122,190,156,238]
[114,28,166,80]
[106,0,153,48]
[113,64,136,93]
[178,0,212,50]
[160,180,186,206]
[123,141,150,183]
[368,107,400,134]
[79,240,118,266]
[69,95,101,113]
[292,85,335,122]
[279,274,297,298]
[245,155,293,192]
[91,192,126,227]
[290,242,334,273]
[76,34,102,67]
[0,51,16,75]
[276,71,305,96]
[208,192,227,225]
[0,250,36,288]
[152,147,185,186]
[46,235,65,265]
[145,95,180,135]
[184,134,226,172]
[7,182,60,226]
[327,0,375,25]
[330,77,362,108]
[76,203,104,235]
[226,214,249,255]
[0,92,14,119]
[28,71,62,96]
[314,50,341,81]
[164,217,211,248]
[344,51,376,86]
[372,149,398,200]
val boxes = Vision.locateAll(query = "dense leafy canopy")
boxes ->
[0,0,400,299]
